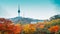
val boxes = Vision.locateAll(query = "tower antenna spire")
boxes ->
[18,4,20,10]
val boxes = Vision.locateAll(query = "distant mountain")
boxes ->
[50,14,60,20]
[9,16,44,24]
[9,14,60,24]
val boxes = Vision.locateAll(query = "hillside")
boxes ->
[10,17,44,24]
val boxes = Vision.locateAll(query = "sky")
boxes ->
[0,0,60,20]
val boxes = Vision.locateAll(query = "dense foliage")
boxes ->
[0,18,60,34]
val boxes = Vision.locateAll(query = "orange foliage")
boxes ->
[48,25,59,32]
[29,24,36,32]
[36,23,45,29]
[13,24,23,34]
[0,18,20,34]
[7,23,15,31]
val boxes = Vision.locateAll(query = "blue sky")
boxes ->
[0,0,60,19]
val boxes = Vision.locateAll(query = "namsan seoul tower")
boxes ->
[18,5,20,17]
